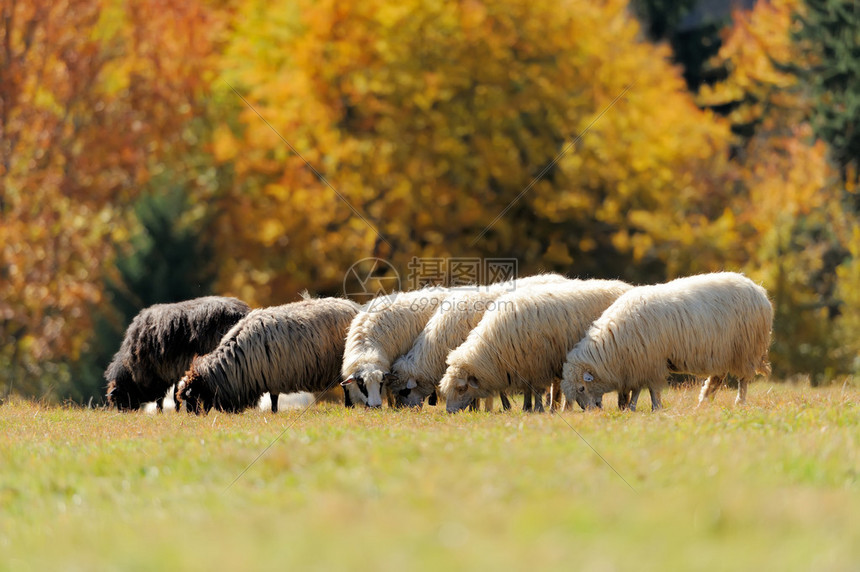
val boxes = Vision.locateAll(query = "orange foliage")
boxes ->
[0,0,228,381]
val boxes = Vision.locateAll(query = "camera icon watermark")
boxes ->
[343,257,401,304]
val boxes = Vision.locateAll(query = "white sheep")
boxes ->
[391,273,572,410]
[440,279,632,413]
[341,288,449,407]
[562,272,773,411]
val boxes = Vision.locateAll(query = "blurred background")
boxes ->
[1,0,858,402]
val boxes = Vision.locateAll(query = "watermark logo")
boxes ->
[343,257,520,308]
[343,257,401,303]
[406,257,518,290]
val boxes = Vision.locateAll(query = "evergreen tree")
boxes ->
[630,0,728,90]
[630,0,698,40]
[793,0,860,189]
[70,186,217,404]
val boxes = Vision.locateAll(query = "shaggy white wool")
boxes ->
[441,279,632,412]
[391,274,573,406]
[562,272,773,409]
[341,288,450,407]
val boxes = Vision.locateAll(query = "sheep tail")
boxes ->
[756,356,772,378]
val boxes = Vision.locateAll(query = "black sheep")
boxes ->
[105,296,250,411]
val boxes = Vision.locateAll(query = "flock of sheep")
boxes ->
[105,271,774,414]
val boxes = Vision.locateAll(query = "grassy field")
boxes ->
[1,381,858,571]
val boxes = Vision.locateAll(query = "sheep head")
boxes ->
[105,367,143,411]
[175,367,212,415]
[340,368,385,408]
[393,377,427,408]
[563,361,603,410]
[440,366,483,413]
[388,359,428,408]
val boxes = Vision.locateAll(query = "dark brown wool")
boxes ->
[105,296,251,411]
[177,298,360,414]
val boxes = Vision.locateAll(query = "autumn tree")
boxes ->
[0,0,229,399]
[208,0,731,308]
[699,0,856,381]
[698,0,805,139]
[793,0,860,373]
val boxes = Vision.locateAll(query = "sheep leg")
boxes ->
[549,379,562,412]
[271,393,279,414]
[735,378,749,405]
[521,387,549,413]
[698,375,725,406]
[155,397,164,413]
[649,387,663,411]
[628,389,641,412]
[468,399,479,412]
[483,396,494,412]
[533,389,546,413]
[499,392,512,411]
[617,391,631,410]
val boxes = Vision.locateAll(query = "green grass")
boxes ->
[1,382,858,571]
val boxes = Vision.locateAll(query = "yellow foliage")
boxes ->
[694,0,856,379]
[210,0,732,300]
[8,0,847,389]
[212,124,240,163]
[544,239,574,266]
[699,0,807,130]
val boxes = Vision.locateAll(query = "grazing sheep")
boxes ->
[341,288,449,408]
[562,272,773,411]
[391,274,572,410]
[176,298,360,414]
[440,280,632,413]
[105,296,251,411]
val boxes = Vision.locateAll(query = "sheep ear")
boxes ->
[341,376,355,387]
[382,372,397,383]
[467,376,479,390]
[583,372,594,382]
[406,378,418,390]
